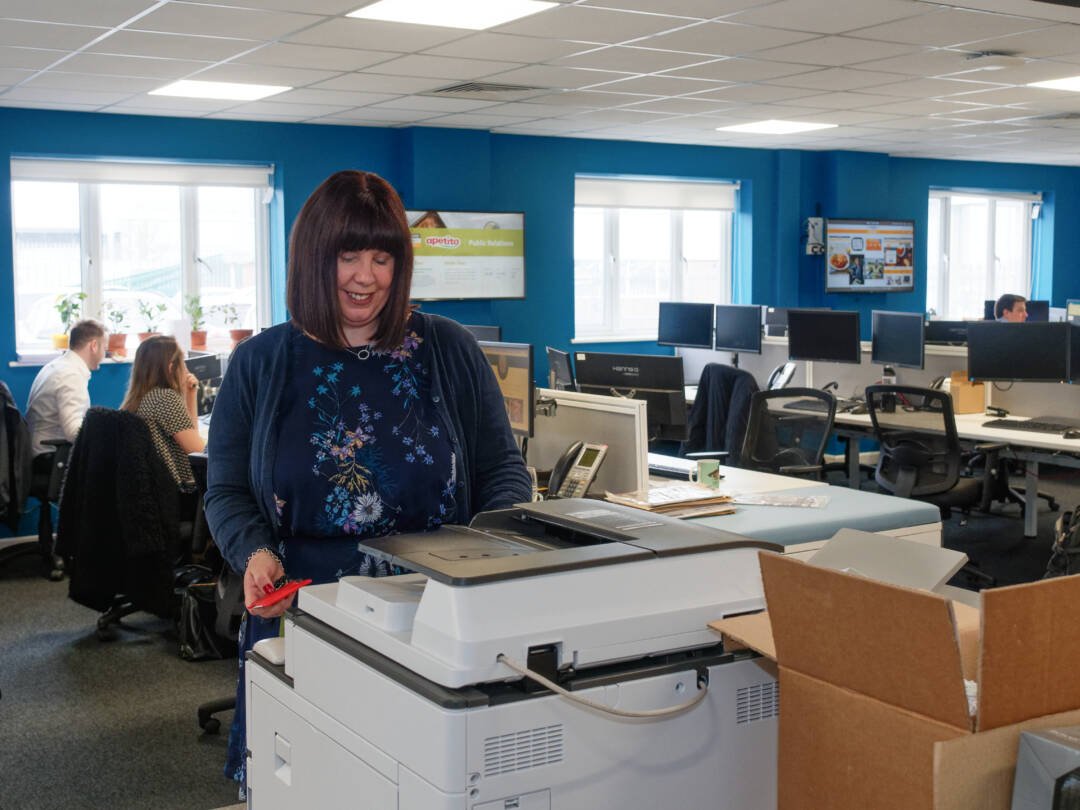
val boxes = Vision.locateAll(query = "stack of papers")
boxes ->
[605,483,735,518]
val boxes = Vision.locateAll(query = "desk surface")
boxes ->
[648,455,828,495]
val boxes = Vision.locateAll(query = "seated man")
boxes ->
[995,294,1028,322]
[25,319,107,482]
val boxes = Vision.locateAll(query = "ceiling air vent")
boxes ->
[425,81,548,101]
[1031,0,1080,8]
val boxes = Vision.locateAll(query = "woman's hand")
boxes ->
[244,549,291,619]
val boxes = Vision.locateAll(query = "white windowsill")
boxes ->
[571,334,655,344]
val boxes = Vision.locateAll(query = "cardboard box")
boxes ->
[950,371,985,414]
[710,553,1080,810]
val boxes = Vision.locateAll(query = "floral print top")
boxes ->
[272,312,456,540]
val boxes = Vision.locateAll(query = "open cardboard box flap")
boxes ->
[712,553,1080,733]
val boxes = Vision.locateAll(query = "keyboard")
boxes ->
[783,398,858,413]
[647,452,696,478]
[982,418,1076,434]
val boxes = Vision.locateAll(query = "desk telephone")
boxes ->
[547,441,608,499]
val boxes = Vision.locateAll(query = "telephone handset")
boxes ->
[547,441,608,499]
[929,375,946,390]
[766,362,797,390]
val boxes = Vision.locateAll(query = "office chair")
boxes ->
[56,407,193,640]
[739,388,836,479]
[681,363,759,466]
[865,385,1005,586]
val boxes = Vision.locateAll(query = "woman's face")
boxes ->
[337,248,395,344]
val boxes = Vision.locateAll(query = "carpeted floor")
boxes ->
[0,553,239,810]
[0,470,1073,809]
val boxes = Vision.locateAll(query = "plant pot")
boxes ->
[229,328,253,347]
[138,332,160,342]
[51,333,69,350]
[107,333,128,357]
[190,330,208,350]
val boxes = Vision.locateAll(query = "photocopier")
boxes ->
[246,498,783,809]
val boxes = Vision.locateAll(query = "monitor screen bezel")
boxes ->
[871,310,926,370]
[713,303,762,355]
[966,321,1071,383]
[657,301,714,349]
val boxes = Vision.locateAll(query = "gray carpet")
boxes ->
[0,554,239,810]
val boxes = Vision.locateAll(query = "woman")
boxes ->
[204,170,532,791]
[120,335,204,492]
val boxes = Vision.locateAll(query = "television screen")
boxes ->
[406,210,525,301]
[657,301,713,349]
[825,219,914,293]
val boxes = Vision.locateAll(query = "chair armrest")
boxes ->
[43,441,73,501]
[685,451,730,460]
[778,464,822,478]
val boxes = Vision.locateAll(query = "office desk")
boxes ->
[648,453,827,494]
[829,410,1080,537]
[690,482,941,557]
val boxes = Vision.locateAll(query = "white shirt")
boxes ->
[25,351,92,457]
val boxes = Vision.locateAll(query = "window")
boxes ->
[12,158,272,357]
[573,177,736,341]
[926,190,1038,321]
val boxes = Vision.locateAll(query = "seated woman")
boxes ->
[120,336,205,492]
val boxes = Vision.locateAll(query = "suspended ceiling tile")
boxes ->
[0,98,105,111]
[0,67,33,83]
[86,30,259,62]
[753,35,921,67]
[618,96,735,114]
[130,3,321,40]
[219,99,354,117]
[187,0,360,14]
[641,21,818,57]
[725,0,934,35]
[578,0,780,16]
[101,92,235,110]
[791,90,903,109]
[268,87,399,106]
[424,33,591,63]
[192,63,345,87]
[0,0,158,27]
[2,85,132,105]
[0,45,64,70]
[554,46,717,73]
[55,52,213,79]
[861,97,994,115]
[0,19,108,50]
[866,76,1007,99]
[855,48,982,76]
[370,95,500,112]
[849,8,1051,49]
[765,66,910,91]
[424,111,547,127]
[664,57,820,82]
[490,6,690,43]
[22,71,161,92]
[585,73,731,95]
[310,72,445,94]
[286,18,466,52]
[687,82,822,103]
[314,106,438,122]
[482,63,632,90]
[362,54,522,81]
[234,42,396,72]
[520,88,657,108]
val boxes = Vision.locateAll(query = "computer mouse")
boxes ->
[1064,429,1080,440]
[847,403,868,415]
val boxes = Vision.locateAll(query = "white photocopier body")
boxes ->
[246,500,781,809]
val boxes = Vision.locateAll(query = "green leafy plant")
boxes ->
[213,303,240,327]
[55,292,87,333]
[184,295,206,331]
[137,299,168,333]
[101,301,128,332]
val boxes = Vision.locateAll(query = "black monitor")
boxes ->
[924,320,969,345]
[1067,299,1080,324]
[185,351,222,381]
[545,346,575,391]
[657,302,713,349]
[464,324,502,341]
[478,341,533,438]
[967,322,1071,382]
[574,352,686,441]
[871,311,925,370]
[713,304,762,363]
[787,309,862,365]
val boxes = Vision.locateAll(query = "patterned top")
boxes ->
[273,313,457,541]
[136,387,196,492]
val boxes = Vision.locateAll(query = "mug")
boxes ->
[688,459,723,489]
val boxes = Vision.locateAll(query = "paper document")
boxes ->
[605,483,733,514]
[728,493,830,508]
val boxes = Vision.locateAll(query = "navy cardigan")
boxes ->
[204,314,532,574]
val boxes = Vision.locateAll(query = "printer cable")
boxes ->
[496,653,709,719]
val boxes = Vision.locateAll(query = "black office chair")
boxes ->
[681,363,759,466]
[56,407,192,640]
[739,388,836,479]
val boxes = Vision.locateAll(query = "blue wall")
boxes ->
[5,106,1080,411]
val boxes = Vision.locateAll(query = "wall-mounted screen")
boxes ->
[825,219,915,294]
[406,210,525,301]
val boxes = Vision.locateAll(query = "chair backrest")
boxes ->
[865,384,961,499]
[682,363,760,463]
[0,379,33,530]
[739,387,836,477]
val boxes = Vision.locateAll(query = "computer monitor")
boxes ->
[713,304,762,363]
[478,341,533,438]
[967,322,1071,382]
[763,306,827,337]
[528,387,649,495]
[787,309,862,365]
[574,352,686,441]
[1067,299,1080,324]
[184,351,222,381]
[984,299,1049,321]
[924,320,969,345]
[464,324,502,341]
[871,311,925,370]
[546,346,575,391]
[657,302,713,349]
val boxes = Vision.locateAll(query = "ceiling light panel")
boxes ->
[348,0,557,31]
[718,119,837,133]
[1029,75,1080,92]
[149,79,292,101]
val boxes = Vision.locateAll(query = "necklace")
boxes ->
[348,345,372,361]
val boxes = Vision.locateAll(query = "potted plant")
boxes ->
[184,295,207,349]
[102,301,129,357]
[53,292,87,349]
[215,303,252,347]
[137,299,167,341]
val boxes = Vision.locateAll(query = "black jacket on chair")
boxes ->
[56,407,181,618]
[0,380,32,532]
[681,363,760,465]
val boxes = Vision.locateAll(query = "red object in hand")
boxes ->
[247,579,312,610]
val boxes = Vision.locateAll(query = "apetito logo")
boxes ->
[425,235,461,249]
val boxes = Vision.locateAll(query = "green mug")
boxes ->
[689,459,723,489]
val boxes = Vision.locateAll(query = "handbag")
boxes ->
[176,564,237,661]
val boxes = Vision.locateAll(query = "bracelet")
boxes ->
[246,547,283,571]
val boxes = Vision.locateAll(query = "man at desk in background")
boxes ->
[25,319,107,474]
[995,294,1028,322]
